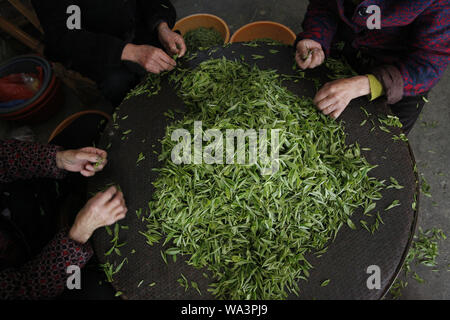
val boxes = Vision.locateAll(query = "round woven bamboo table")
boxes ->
[89,43,418,300]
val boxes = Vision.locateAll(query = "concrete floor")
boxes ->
[403,70,450,299]
[0,0,448,299]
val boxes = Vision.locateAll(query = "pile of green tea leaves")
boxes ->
[124,73,162,100]
[325,57,358,80]
[246,38,287,46]
[184,27,224,52]
[140,57,385,299]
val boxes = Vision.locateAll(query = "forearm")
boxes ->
[394,52,449,98]
[0,140,66,183]
[0,229,93,300]
[352,75,371,97]
[121,43,139,62]
[58,30,127,78]
[366,40,449,104]
[385,0,449,100]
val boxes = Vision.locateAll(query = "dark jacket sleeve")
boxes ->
[32,0,127,78]
[0,230,93,300]
[294,0,340,56]
[137,0,177,32]
[0,140,66,184]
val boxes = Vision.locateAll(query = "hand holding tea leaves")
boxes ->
[56,147,108,177]
[157,22,187,58]
[295,39,325,70]
[314,76,371,119]
[69,186,128,244]
[121,43,176,74]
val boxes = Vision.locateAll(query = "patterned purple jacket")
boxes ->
[0,140,93,300]
[296,0,450,104]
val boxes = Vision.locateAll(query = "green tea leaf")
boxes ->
[321,279,331,287]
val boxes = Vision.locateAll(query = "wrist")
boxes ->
[121,43,137,61]
[157,21,169,34]
[353,75,371,97]
[55,151,65,170]
[69,222,92,245]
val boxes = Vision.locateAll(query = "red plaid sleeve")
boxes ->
[394,0,450,97]
[0,229,93,300]
[0,140,66,183]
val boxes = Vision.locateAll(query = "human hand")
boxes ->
[314,76,371,119]
[69,186,127,244]
[56,147,107,177]
[157,22,187,58]
[121,43,176,74]
[295,39,325,70]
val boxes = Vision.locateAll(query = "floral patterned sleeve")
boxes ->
[0,229,93,300]
[0,140,66,183]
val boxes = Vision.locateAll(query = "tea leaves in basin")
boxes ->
[143,58,384,299]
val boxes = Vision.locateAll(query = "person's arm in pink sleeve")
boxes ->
[0,229,93,300]
[1,140,110,183]
[0,140,66,184]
